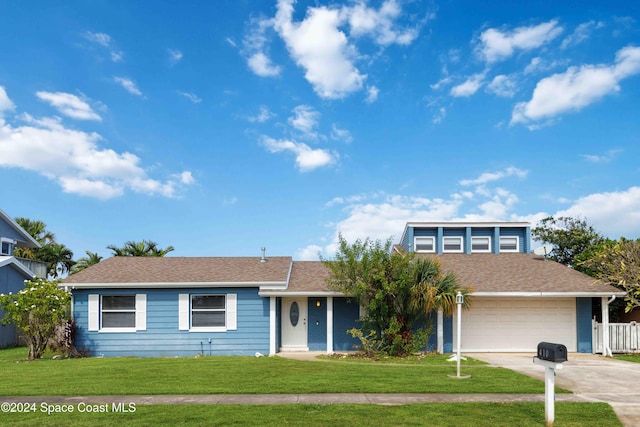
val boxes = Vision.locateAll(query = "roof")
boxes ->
[264,261,336,296]
[63,256,293,288]
[423,253,624,296]
[0,209,40,249]
[0,256,37,278]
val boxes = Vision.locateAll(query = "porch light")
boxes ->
[456,291,464,305]
[316,300,321,307]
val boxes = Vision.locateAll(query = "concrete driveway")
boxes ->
[468,352,640,427]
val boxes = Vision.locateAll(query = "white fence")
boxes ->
[592,319,640,354]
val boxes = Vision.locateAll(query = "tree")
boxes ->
[581,238,640,313]
[70,251,103,274]
[12,217,55,260]
[322,235,469,356]
[0,278,71,360]
[107,240,175,257]
[532,216,604,270]
[38,242,75,278]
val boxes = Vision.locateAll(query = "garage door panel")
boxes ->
[455,298,576,352]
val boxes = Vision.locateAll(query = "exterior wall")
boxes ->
[443,314,453,353]
[0,264,31,347]
[406,225,530,254]
[73,287,269,357]
[308,297,327,351]
[0,220,24,244]
[576,297,593,353]
[333,297,360,351]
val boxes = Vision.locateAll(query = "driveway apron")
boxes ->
[467,352,640,427]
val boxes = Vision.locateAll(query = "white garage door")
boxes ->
[454,298,577,352]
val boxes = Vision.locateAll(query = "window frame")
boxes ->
[414,236,435,253]
[88,294,146,333]
[442,236,464,253]
[499,236,519,253]
[190,294,227,331]
[179,293,237,333]
[0,238,14,256]
[471,236,491,253]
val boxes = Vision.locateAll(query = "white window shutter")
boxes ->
[178,294,189,330]
[227,293,237,330]
[88,294,99,331]
[136,294,147,331]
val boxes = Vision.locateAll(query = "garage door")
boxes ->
[454,298,577,352]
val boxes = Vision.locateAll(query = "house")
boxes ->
[62,221,624,357]
[0,209,42,348]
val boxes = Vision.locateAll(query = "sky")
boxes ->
[0,0,639,262]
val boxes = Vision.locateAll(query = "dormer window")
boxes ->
[414,236,435,253]
[471,236,491,253]
[1,238,14,256]
[443,236,463,253]
[500,236,519,252]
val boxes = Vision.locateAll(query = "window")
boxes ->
[0,238,13,256]
[471,236,491,253]
[443,236,463,253]
[179,293,237,332]
[500,236,519,252]
[87,294,146,332]
[414,236,435,252]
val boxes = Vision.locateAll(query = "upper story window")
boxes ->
[499,236,519,252]
[471,236,491,253]
[1,238,14,256]
[414,236,435,253]
[443,236,463,253]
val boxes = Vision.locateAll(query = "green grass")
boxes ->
[614,353,640,363]
[0,403,621,426]
[319,352,489,364]
[0,347,560,395]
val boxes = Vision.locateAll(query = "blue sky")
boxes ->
[1,0,639,261]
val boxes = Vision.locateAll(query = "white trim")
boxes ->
[472,291,626,297]
[226,293,237,330]
[179,293,237,332]
[443,236,463,253]
[414,236,435,253]
[0,238,16,255]
[406,221,530,228]
[135,294,147,331]
[0,256,36,278]
[88,294,99,331]
[0,209,41,249]
[499,236,519,253]
[259,291,344,297]
[437,309,443,354]
[327,296,334,355]
[269,297,276,356]
[471,236,491,253]
[98,327,136,333]
[66,281,287,289]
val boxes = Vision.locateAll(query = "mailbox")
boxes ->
[537,342,567,363]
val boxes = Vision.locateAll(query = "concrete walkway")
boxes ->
[467,352,640,427]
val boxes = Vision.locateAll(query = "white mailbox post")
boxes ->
[533,342,568,427]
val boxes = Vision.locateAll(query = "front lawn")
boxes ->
[0,347,558,395]
[1,403,621,426]
[614,353,640,363]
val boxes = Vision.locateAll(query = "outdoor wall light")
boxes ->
[316,300,321,307]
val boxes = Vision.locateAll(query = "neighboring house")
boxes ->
[0,209,41,348]
[62,221,623,357]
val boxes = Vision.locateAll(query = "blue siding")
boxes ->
[499,227,528,253]
[400,227,414,252]
[0,263,32,347]
[73,287,270,357]
[576,297,592,353]
[308,298,327,351]
[443,315,453,353]
[333,297,359,351]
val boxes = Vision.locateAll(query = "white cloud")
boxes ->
[582,149,621,163]
[556,186,640,239]
[450,73,485,97]
[168,48,183,64]
[36,91,101,121]
[561,20,604,49]
[296,244,323,261]
[261,136,337,172]
[486,74,517,97]
[247,52,282,77]
[346,0,419,46]
[83,31,123,62]
[512,46,640,125]
[0,86,15,112]
[365,85,379,103]
[274,0,365,99]
[248,105,275,123]
[0,107,193,199]
[477,20,563,63]
[459,166,528,186]
[288,105,320,137]
[113,77,143,96]
[432,106,446,124]
[331,124,352,143]
[223,196,238,206]
[225,37,237,47]
[176,91,202,103]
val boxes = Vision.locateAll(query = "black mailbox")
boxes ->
[537,342,568,363]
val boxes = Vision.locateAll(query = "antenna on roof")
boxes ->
[260,247,266,263]
[533,244,553,259]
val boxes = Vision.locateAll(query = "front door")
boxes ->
[281,297,308,351]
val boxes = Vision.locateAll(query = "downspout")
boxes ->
[602,295,616,357]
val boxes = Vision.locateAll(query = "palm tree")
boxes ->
[107,240,175,257]
[70,251,103,274]
[409,257,471,316]
[13,218,55,259]
[38,243,75,278]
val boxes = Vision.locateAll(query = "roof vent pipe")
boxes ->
[260,247,266,263]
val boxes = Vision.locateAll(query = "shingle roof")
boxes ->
[287,261,331,293]
[63,256,292,284]
[425,253,623,294]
